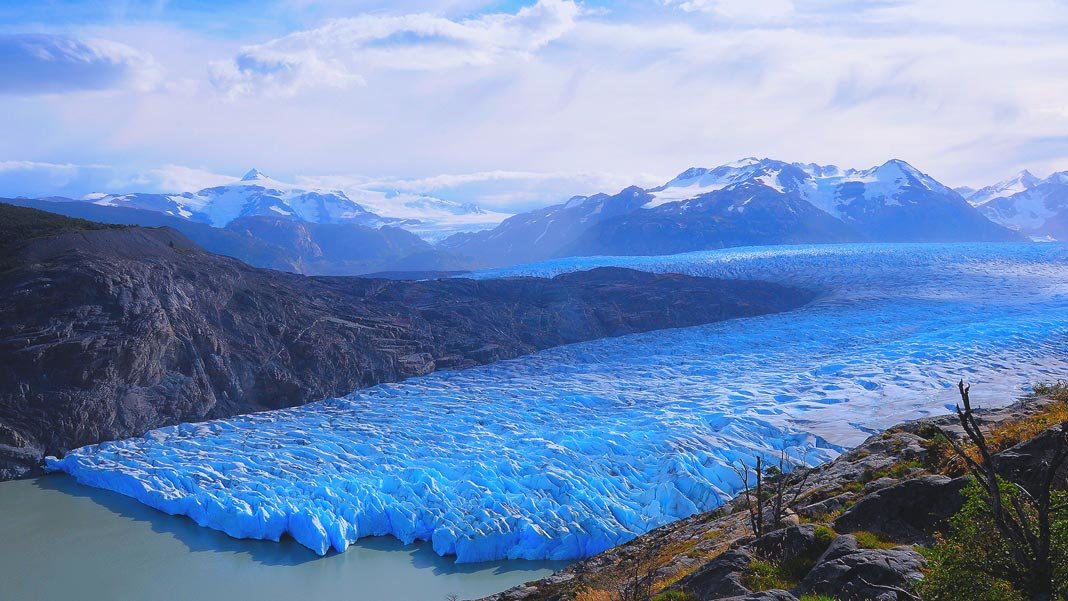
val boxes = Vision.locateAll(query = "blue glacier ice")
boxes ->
[47,243,1068,562]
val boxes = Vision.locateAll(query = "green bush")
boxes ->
[917,480,1067,601]
[650,591,697,601]
[743,531,836,591]
[813,524,836,547]
[852,530,897,550]
[741,559,793,591]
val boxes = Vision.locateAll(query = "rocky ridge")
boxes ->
[0,203,814,479]
[478,393,1068,601]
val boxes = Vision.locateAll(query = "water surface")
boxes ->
[0,475,564,601]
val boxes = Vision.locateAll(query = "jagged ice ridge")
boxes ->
[48,243,1068,561]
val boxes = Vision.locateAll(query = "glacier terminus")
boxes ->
[47,243,1068,562]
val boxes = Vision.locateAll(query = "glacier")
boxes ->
[47,243,1068,562]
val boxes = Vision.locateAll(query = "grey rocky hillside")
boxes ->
[479,389,1068,601]
[0,203,814,480]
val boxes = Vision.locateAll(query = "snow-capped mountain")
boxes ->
[87,169,384,228]
[969,170,1068,240]
[82,169,510,242]
[441,158,1020,267]
[648,157,964,231]
[965,170,1041,207]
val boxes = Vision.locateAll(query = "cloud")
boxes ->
[0,160,113,197]
[210,0,579,96]
[141,164,234,191]
[3,1,1068,191]
[661,0,794,21]
[298,169,666,211]
[0,34,159,95]
[0,161,239,198]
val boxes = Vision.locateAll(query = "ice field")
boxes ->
[48,243,1068,562]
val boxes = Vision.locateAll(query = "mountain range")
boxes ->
[12,157,1063,274]
[962,169,1068,241]
[83,168,510,239]
[440,158,1023,267]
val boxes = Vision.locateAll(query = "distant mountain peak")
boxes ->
[875,158,923,177]
[241,168,268,182]
[968,169,1043,206]
[726,157,763,168]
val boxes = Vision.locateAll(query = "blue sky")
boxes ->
[2,0,1068,210]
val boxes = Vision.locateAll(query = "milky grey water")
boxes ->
[0,475,565,601]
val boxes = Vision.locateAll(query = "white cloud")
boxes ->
[3,0,1068,194]
[661,0,794,21]
[210,0,579,96]
[0,160,114,197]
[0,34,160,95]
[142,164,235,192]
[298,169,665,211]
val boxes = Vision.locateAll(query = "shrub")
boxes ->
[650,591,697,601]
[917,480,1068,601]
[813,524,836,548]
[741,559,794,591]
[852,530,897,550]
[1034,380,1068,401]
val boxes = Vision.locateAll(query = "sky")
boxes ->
[1,0,1068,211]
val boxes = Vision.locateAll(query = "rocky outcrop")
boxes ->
[677,549,756,599]
[477,394,1067,601]
[0,204,815,480]
[832,476,969,545]
[798,545,926,601]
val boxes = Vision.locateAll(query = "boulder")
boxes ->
[816,534,860,563]
[993,425,1068,495]
[751,525,828,565]
[673,549,754,599]
[796,492,858,519]
[833,475,967,544]
[720,591,798,601]
[799,547,926,601]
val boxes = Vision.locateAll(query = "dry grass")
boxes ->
[1034,380,1068,402]
[927,386,1068,474]
[575,589,614,601]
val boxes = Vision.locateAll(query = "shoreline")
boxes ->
[478,389,1066,600]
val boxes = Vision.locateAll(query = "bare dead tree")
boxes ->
[732,450,812,537]
[943,380,1068,601]
[611,539,661,601]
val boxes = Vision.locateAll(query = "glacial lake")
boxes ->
[0,475,565,601]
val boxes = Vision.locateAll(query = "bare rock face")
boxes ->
[0,204,815,479]
[798,547,926,601]
[675,549,755,599]
[720,591,798,601]
[993,426,1068,494]
[751,525,827,566]
[832,475,969,544]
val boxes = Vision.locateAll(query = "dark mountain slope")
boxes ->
[0,204,815,479]
[3,197,304,271]
[566,183,865,256]
[2,198,470,275]
[438,186,653,266]
[440,159,1021,268]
